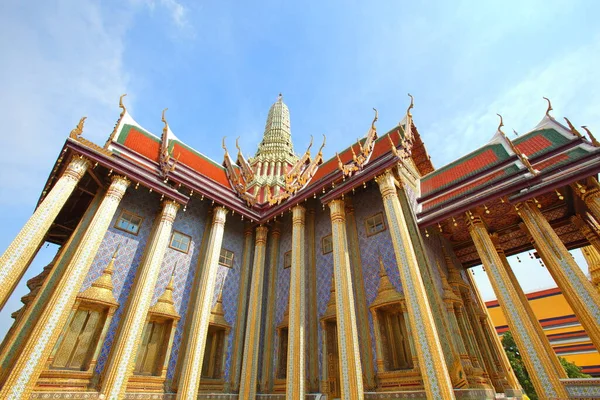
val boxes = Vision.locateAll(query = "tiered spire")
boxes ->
[255,94,296,159]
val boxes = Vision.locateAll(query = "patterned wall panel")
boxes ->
[272,214,292,379]
[86,189,161,374]
[314,205,333,377]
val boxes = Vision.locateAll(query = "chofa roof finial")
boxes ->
[119,94,127,117]
[69,116,87,139]
[582,126,599,147]
[372,108,378,130]
[496,113,505,134]
[543,97,553,117]
[407,93,414,117]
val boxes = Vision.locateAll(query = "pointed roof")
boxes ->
[254,94,296,161]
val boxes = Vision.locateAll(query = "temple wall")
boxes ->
[314,204,333,377]
[273,214,292,379]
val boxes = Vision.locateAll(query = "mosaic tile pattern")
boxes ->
[85,189,161,375]
[273,215,291,379]
[314,205,333,378]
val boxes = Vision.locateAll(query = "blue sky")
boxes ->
[0,0,598,338]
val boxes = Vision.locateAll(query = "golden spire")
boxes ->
[322,273,337,320]
[69,116,87,139]
[77,244,120,307]
[543,97,553,117]
[582,126,600,147]
[564,117,583,138]
[149,266,180,320]
[371,253,403,307]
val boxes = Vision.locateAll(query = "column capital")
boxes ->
[212,206,228,225]
[107,175,130,201]
[63,156,91,181]
[328,198,346,223]
[256,225,269,243]
[375,169,397,199]
[161,200,180,223]
[292,205,306,225]
[244,223,254,237]
[465,213,485,230]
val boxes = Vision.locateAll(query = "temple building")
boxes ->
[0,93,600,400]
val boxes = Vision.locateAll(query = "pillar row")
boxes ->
[467,215,568,399]
[0,175,130,400]
[176,207,228,400]
[100,200,179,399]
[0,156,90,310]
[519,201,600,350]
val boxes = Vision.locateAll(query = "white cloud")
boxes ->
[134,0,190,29]
[424,37,600,168]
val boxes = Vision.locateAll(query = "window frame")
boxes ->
[364,212,386,237]
[114,209,143,235]
[283,250,292,269]
[219,248,235,268]
[321,234,333,255]
[169,230,192,254]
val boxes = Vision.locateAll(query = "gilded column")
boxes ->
[0,175,129,400]
[489,233,566,379]
[259,223,281,392]
[464,272,521,396]
[345,199,375,389]
[375,171,455,400]
[581,245,600,293]
[286,206,306,399]
[230,224,255,391]
[99,200,179,399]
[328,199,364,400]
[519,200,600,349]
[176,206,228,400]
[572,215,600,254]
[239,225,269,399]
[466,215,568,399]
[306,209,319,392]
[574,177,600,220]
[0,156,90,310]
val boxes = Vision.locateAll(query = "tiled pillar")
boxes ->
[328,199,364,400]
[259,223,281,393]
[286,206,306,399]
[519,200,600,350]
[99,200,179,399]
[306,209,319,392]
[345,199,375,389]
[467,215,568,399]
[0,175,130,400]
[238,225,269,399]
[571,216,600,255]
[581,245,600,294]
[230,224,254,391]
[489,233,566,379]
[574,177,600,221]
[175,207,228,400]
[375,171,455,399]
[464,272,522,397]
[0,156,90,310]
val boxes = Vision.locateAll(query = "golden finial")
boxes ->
[407,93,414,117]
[277,93,283,102]
[582,126,600,147]
[119,94,127,117]
[371,108,379,130]
[111,243,121,259]
[564,117,582,138]
[317,134,326,154]
[69,116,87,139]
[161,108,169,132]
[222,136,228,151]
[378,254,387,277]
[235,136,242,153]
[496,113,505,134]
[543,97,553,117]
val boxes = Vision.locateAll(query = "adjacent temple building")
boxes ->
[1,93,600,400]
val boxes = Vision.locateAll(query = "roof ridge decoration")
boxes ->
[582,126,599,147]
[222,137,258,206]
[267,134,326,206]
[496,113,539,176]
[336,108,379,178]
[563,118,583,138]
[159,108,179,180]
[104,94,127,149]
[388,94,416,161]
[69,116,112,157]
